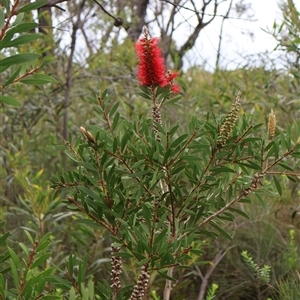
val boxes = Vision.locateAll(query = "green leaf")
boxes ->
[18,242,29,257]
[21,269,54,296]
[116,252,134,258]
[30,253,51,269]
[8,247,22,269]
[278,162,294,172]
[255,193,266,209]
[18,0,48,13]
[170,134,188,149]
[273,175,282,196]
[0,95,21,106]
[24,230,34,245]
[0,7,4,30]
[4,23,39,36]
[109,102,119,117]
[209,221,232,240]
[12,12,24,26]
[20,73,58,85]
[0,232,10,245]
[88,280,94,300]
[0,53,41,72]
[160,252,175,267]
[78,255,88,284]
[3,34,41,48]
[50,275,72,289]
[210,166,235,174]
[3,66,21,87]
[228,207,249,219]
[157,270,176,281]
[112,112,120,131]
[39,232,52,246]
[291,152,300,158]
[0,274,4,300]
[9,259,19,290]
[154,228,168,246]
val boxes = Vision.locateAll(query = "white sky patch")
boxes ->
[182,0,286,71]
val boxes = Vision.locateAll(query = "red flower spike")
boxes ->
[135,37,167,87]
[166,70,180,94]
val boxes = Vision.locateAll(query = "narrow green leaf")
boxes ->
[8,247,22,269]
[228,207,249,219]
[9,259,19,288]
[88,280,94,300]
[0,95,21,106]
[170,134,188,149]
[169,124,180,137]
[0,53,40,72]
[278,162,294,172]
[116,252,134,258]
[18,0,48,13]
[291,152,300,158]
[255,193,266,209]
[12,12,24,26]
[3,66,21,87]
[160,252,175,267]
[209,221,232,240]
[157,270,176,281]
[20,73,57,85]
[4,34,41,48]
[109,102,119,117]
[68,254,74,276]
[51,275,72,289]
[78,255,88,284]
[69,287,76,300]
[154,228,168,246]
[210,166,235,174]
[0,232,10,245]
[18,242,29,257]
[112,112,120,131]
[0,274,4,299]
[23,230,34,245]
[38,232,52,247]
[4,22,38,37]
[273,175,282,196]
[0,7,4,30]
[21,270,53,297]
[30,253,50,269]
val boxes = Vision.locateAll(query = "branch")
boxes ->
[92,0,123,27]
[62,0,86,167]
[160,0,258,21]
[215,0,233,70]
[175,0,218,68]
[197,249,227,300]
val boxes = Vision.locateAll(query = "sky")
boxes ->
[182,0,287,71]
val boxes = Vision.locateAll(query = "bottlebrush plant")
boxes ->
[51,27,300,300]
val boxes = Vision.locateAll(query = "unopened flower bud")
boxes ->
[80,126,95,143]
[268,109,276,140]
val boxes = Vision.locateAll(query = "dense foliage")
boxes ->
[1,1,299,300]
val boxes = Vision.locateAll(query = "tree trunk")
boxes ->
[127,0,149,41]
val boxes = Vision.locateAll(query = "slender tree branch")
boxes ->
[197,249,227,300]
[62,0,86,167]
[215,0,233,70]
[92,0,123,27]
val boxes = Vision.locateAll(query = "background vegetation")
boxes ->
[1,0,299,299]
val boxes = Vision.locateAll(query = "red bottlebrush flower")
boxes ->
[135,37,167,87]
[166,70,180,94]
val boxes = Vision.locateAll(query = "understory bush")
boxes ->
[1,1,300,300]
